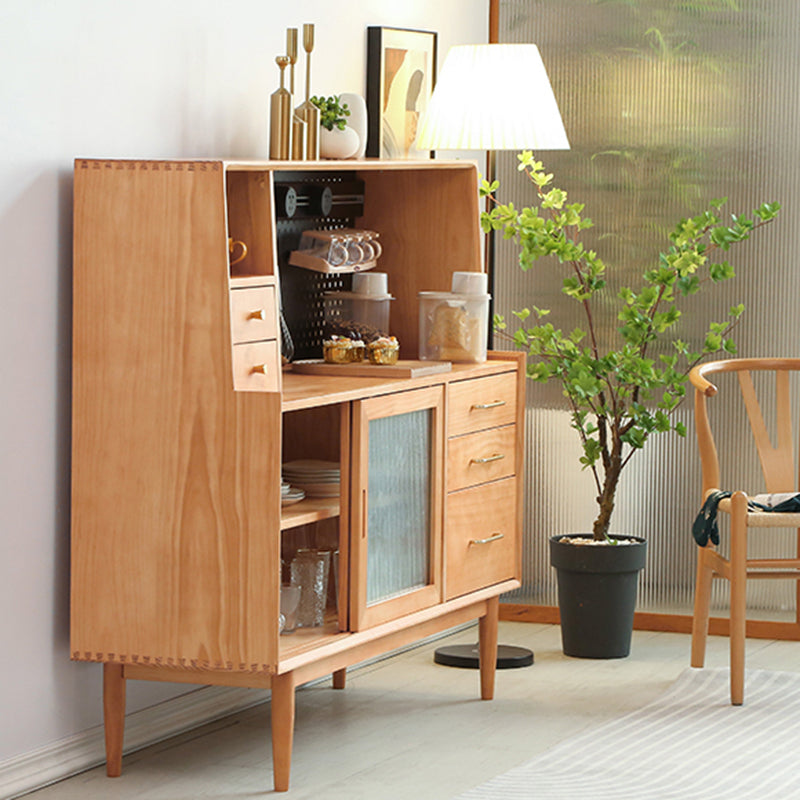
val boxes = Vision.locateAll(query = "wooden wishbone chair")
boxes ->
[690,358,800,705]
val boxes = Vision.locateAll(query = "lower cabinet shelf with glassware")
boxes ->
[70,157,525,793]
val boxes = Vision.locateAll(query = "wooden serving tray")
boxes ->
[290,359,452,378]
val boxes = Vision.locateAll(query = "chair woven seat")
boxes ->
[716,498,800,527]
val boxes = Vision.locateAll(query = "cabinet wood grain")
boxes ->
[72,161,281,672]
[71,159,523,792]
[447,372,518,436]
[447,424,517,492]
[446,477,519,600]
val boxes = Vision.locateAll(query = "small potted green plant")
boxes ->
[482,151,780,657]
[311,95,359,159]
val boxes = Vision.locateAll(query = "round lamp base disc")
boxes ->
[433,643,534,669]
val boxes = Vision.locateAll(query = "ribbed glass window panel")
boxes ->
[366,410,431,605]
[496,0,800,618]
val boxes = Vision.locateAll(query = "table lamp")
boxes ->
[417,42,569,282]
[416,43,569,152]
[416,43,569,671]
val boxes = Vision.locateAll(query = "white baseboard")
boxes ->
[0,684,270,800]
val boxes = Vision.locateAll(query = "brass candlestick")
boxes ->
[287,27,306,160]
[303,23,314,103]
[295,22,319,160]
[287,28,298,95]
[270,55,291,160]
[292,116,307,160]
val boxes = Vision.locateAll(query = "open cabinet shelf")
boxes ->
[280,497,340,530]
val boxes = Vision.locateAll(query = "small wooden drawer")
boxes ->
[448,372,517,437]
[445,477,517,600]
[230,285,278,344]
[233,340,281,392]
[447,424,516,492]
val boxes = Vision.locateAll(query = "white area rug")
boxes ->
[454,668,800,799]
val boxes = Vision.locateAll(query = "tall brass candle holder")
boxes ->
[270,55,291,160]
[287,27,298,96]
[287,27,306,161]
[295,23,319,160]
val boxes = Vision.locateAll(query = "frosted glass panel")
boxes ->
[366,410,431,605]
[497,0,800,617]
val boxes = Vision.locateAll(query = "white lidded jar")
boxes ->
[450,270,488,295]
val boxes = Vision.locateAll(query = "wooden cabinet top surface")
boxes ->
[76,157,480,173]
[281,356,520,412]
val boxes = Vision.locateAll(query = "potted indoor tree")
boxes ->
[481,151,780,658]
[311,94,359,159]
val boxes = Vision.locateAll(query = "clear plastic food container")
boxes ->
[323,273,394,343]
[418,291,490,363]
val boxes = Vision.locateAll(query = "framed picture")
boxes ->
[366,27,438,159]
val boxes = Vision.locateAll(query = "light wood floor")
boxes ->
[24,621,800,799]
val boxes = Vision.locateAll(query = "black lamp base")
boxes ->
[433,643,533,669]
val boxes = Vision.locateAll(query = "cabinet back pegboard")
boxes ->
[274,171,365,360]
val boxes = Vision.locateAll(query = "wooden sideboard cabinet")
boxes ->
[71,157,525,791]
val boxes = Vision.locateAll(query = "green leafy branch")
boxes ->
[482,151,780,539]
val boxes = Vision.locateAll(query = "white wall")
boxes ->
[0,0,488,766]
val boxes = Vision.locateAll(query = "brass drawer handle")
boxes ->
[470,453,505,465]
[248,309,268,321]
[469,533,504,546]
[472,400,506,410]
[251,364,268,375]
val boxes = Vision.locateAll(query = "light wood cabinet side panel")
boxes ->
[237,392,282,670]
[359,165,482,358]
[71,161,280,671]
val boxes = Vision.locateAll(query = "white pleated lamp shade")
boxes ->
[416,44,570,152]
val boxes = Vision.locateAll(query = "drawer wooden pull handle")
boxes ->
[472,400,506,410]
[469,533,504,546]
[470,453,505,465]
[248,309,268,321]
[251,364,268,375]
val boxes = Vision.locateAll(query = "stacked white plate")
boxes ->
[282,459,340,498]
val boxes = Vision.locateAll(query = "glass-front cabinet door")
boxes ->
[350,386,444,630]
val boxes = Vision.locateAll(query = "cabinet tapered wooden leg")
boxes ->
[332,668,346,689]
[271,672,296,792]
[478,596,499,701]
[103,663,126,777]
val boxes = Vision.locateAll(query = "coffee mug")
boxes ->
[228,237,248,266]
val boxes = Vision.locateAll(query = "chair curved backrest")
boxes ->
[689,358,800,706]
[689,358,800,497]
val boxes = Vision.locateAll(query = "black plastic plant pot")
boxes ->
[549,534,647,659]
